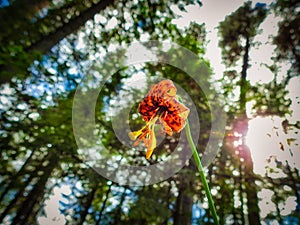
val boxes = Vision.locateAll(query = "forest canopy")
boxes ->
[0,0,299,225]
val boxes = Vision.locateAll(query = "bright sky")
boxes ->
[38,0,299,224]
[180,0,300,220]
[200,0,300,173]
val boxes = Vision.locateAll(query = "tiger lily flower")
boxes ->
[128,79,190,159]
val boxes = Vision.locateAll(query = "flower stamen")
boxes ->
[128,80,189,159]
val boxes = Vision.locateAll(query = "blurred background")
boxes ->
[0,0,299,224]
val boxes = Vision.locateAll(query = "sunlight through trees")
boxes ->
[0,0,299,224]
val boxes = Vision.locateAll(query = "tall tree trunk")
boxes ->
[286,161,300,213]
[0,0,50,43]
[78,188,97,225]
[112,187,127,225]
[216,147,233,225]
[27,0,115,54]
[267,175,283,224]
[173,174,193,225]
[0,174,36,223]
[96,183,112,225]
[238,163,246,225]
[239,36,261,225]
[239,36,250,117]
[11,152,58,225]
[0,0,115,85]
[232,207,238,225]
[0,149,43,224]
[173,188,193,225]
[243,144,260,225]
[161,180,173,225]
[0,149,36,203]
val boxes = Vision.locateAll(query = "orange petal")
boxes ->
[138,80,177,121]
[163,113,187,133]
[138,96,158,122]
[146,148,154,159]
[159,117,173,136]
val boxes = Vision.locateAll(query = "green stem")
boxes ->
[185,118,220,225]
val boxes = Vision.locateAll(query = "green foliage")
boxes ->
[218,2,267,67]
[272,0,300,76]
[250,79,292,117]
[0,0,299,225]
[217,1,299,224]
[128,185,172,223]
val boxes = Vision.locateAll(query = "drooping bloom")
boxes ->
[128,79,190,159]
